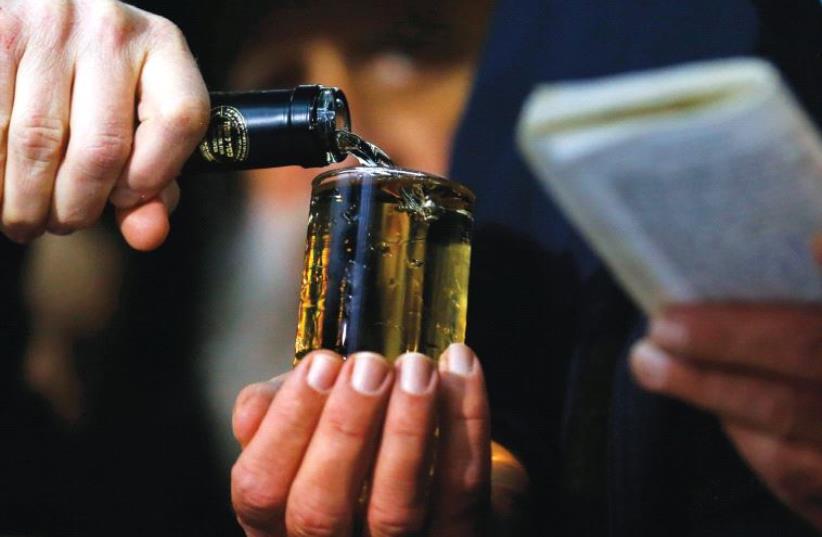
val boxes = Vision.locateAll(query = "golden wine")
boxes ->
[295,167,474,363]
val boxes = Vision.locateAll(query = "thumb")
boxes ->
[115,181,180,251]
[116,199,170,252]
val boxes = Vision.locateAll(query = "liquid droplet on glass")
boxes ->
[342,204,359,224]
[397,184,443,222]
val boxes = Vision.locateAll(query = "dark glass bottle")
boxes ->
[184,85,351,173]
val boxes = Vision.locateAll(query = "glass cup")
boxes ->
[295,166,475,363]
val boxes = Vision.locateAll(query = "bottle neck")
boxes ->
[184,85,351,173]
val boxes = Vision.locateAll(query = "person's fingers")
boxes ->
[285,353,393,537]
[109,15,208,211]
[0,6,22,216]
[48,4,139,234]
[649,304,822,382]
[232,351,343,535]
[631,340,822,444]
[2,2,72,242]
[366,353,438,537]
[232,372,290,449]
[429,344,491,537]
[724,422,822,530]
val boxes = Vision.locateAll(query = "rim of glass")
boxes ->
[312,166,475,202]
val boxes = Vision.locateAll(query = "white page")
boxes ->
[518,58,822,313]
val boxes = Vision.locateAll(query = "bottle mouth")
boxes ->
[315,87,351,163]
[333,91,351,133]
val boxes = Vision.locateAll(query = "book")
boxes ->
[517,58,822,313]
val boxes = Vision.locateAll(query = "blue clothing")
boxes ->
[451,0,821,535]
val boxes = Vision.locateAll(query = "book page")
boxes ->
[518,59,822,313]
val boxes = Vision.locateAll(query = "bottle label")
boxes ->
[198,106,249,164]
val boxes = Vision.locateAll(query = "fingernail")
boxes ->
[650,318,688,348]
[398,353,434,395]
[351,353,389,394]
[630,341,671,390]
[306,353,340,392]
[443,343,475,377]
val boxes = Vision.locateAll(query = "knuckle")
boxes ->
[33,0,74,43]
[150,15,181,35]
[452,409,489,426]
[11,116,67,164]
[82,131,132,174]
[385,416,431,444]
[368,504,424,537]
[88,1,134,47]
[148,15,185,45]
[322,411,369,443]
[230,461,286,524]
[0,8,24,56]
[286,504,344,537]
[265,398,309,433]
[160,98,210,140]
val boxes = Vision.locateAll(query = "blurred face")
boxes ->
[238,38,476,210]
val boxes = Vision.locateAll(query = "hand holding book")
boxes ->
[519,58,822,530]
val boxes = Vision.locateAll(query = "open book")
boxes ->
[517,58,822,314]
